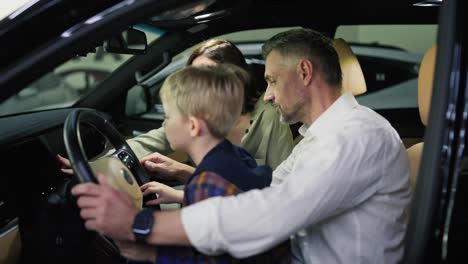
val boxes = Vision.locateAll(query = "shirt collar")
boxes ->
[299,92,359,138]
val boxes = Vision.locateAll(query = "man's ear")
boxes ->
[297,59,313,86]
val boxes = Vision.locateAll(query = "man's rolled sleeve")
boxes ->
[178,131,383,259]
[181,197,227,255]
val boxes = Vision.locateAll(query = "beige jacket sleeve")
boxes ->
[123,97,292,166]
[126,127,173,158]
[240,99,294,170]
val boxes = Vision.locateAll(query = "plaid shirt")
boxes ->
[156,171,290,264]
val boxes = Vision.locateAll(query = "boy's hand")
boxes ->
[141,181,184,205]
[140,152,195,182]
[116,241,157,262]
[56,154,74,175]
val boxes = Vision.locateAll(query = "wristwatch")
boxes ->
[132,208,154,243]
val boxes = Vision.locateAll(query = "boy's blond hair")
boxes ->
[160,64,245,138]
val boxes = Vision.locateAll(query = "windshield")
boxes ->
[0,27,161,117]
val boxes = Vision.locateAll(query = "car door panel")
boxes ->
[0,209,21,264]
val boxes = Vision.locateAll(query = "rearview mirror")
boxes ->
[104,28,147,55]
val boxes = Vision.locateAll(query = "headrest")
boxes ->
[332,38,367,96]
[418,44,436,126]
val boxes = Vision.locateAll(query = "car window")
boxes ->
[130,25,437,120]
[0,28,161,117]
[335,25,438,109]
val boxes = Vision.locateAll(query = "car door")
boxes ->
[403,0,468,262]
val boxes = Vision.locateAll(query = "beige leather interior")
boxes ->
[333,38,367,96]
[402,137,424,149]
[407,44,437,190]
[418,44,436,126]
[89,157,143,209]
[0,223,21,264]
[407,143,424,189]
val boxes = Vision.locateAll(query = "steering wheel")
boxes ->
[63,109,153,252]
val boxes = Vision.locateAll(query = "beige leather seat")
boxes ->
[332,38,367,96]
[407,44,437,190]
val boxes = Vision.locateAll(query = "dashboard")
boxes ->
[0,108,114,262]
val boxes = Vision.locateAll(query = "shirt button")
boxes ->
[249,120,253,124]
[245,129,249,134]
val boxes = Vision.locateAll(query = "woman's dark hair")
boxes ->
[187,39,259,114]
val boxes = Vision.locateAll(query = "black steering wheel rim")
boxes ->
[63,109,160,255]
[63,109,148,186]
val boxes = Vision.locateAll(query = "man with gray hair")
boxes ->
[72,28,411,263]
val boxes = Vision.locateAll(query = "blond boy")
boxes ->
[128,65,277,263]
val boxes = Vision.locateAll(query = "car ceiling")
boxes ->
[148,0,439,40]
[245,0,439,25]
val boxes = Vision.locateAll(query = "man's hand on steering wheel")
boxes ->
[72,174,138,242]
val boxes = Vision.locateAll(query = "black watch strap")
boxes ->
[132,208,154,243]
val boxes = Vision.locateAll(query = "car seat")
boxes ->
[333,38,367,96]
[407,44,436,190]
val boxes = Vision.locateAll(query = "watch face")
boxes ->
[133,209,154,241]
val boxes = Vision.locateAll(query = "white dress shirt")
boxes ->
[181,92,411,263]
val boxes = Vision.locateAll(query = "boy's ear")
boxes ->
[189,116,203,137]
